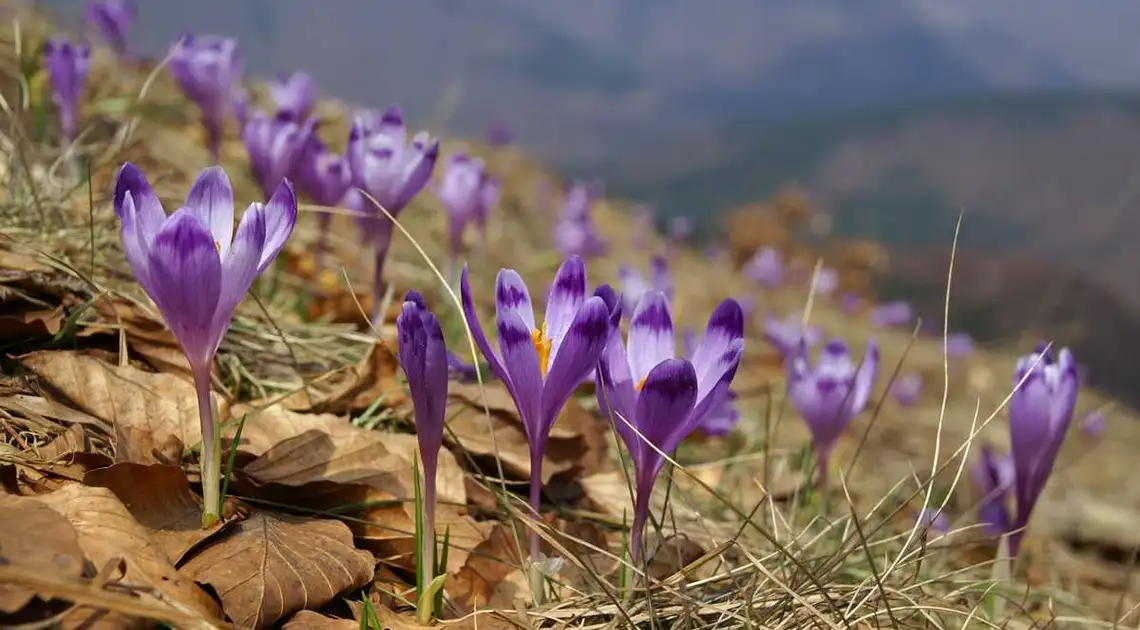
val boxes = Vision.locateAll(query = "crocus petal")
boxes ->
[596,324,637,447]
[114,162,165,245]
[540,296,612,431]
[691,298,745,398]
[494,269,537,333]
[544,255,588,363]
[627,292,676,383]
[256,178,298,273]
[185,166,235,257]
[460,266,508,386]
[211,205,266,350]
[634,358,699,461]
[497,310,544,441]
[145,210,222,366]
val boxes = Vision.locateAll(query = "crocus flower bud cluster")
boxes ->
[43,36,91,144]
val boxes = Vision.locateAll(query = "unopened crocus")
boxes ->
[460,256,619,573]
[85,0,133,56]
[763,312,823,357]
[1007,344,1078,556]
[617,256,672,317]
[113,162,296,526]
[971,444,1015,537]
[396,290,449,592]
[743,247,784,288]
[891,373,923,406]
[242,108,315,200]
[871,301,914,328]
[293,136,351,265]
[596,292,744,559]
[681,327,742,436]
[269,71,315,121]
[436,153,495,260]
[169,34,243,161]
[43,36,91,144]
[346,105,439,323]
[786,338,879,485]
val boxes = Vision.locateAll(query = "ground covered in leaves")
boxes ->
[2,5,1140,629]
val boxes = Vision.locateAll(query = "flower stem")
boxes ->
[193,364,222,528]
[371,229,394,325]
[421,464,437,594]
[528,446,544,605]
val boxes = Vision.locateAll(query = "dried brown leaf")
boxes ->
[0,494,85,613]
[271,340,404,415]
[282,610,358,630]
[0,307,62,340]
[20,351,228,464]
[33,483,223,623]
[180,510,375,630]
[447,523,530,613]
[83,463,225,565]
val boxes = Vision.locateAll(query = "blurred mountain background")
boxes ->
[37,0,1140,404]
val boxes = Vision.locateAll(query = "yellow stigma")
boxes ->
[532,323,553,378]
[636,377,647,392]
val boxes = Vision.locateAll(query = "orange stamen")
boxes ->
[636,377,647,392]
[532,323,553,378]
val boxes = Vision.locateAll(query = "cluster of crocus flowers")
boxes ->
[395,290,448,617]
[596,292,744,559]
[293,136,352,264]
[435,153,499,264]
[241,108,315,201]
[461,256,619,581]
[891,372,923,406]
[1004,344,1078,556]
[617,255,672,318]
[169,34,244,162]
[85,0,134,57]
[743,247,784,288]
[553,181,606,258]
[870,301,914,329]
[786,338,879,485]
[43,36,91,144]
[763,312,823,358]
[269,71,315,121]
[346,105,439,323]
[113,162,297,525]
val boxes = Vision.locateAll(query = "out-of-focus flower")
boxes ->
[681,327,742,436]
[839,292,863,314]
[631,206,654,250]
[169,34,243,161]
[446,349,481,383]
[597,293,744,558]
[241,108,315,200]
[43,36,91,143]
[786,338,879,484]
[971,444,1015,537]
[946,332,976,359]
[668,216,693,241]
[85,0,134,56]
[293,136,351,265]
[763,312,823,357]
[1079,408,1106,438]
[113,162,296,524]
[891,373,923,407]
[743,247,784,288]
[553,181,607,258]
[436,153,497,259]
[345,105,439,323]
[269,71,315,121]
[870,301,914,328]
[1007,344,1078,556]
[396,290,449,593]
[916,507,949,536]
[485,118,512,146]
[461,256,619,567]
[617,256,672,317]
[813,267,838,295]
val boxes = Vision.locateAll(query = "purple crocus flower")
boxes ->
[553,217,606,258]
[345,105,439,323]
[85,0,133,56]
[269,71,315,121]
[786,338,879,485]
[460,256,619,568]
[971,444,1015,537]
[813,267,838,295]
[113,162,296,525]
[1007,344,1078,557]
[681,327,742,436]
[668,216,693,242]
[396,290,449,591]
[560,181,595,223]
[169,34,243,162]
[891,373,923,407]
[436,153,495,259]
[1079,408,1106,438]
[946,332,976,359]
[446,350,481,383]
[743,247,784,288]
[870,301,914,329]
[596,293,744,559]
[293,136,351,265]
[763,312,823,357]
[476,177,499,243]
[839,292,863,314]
[241,108,315,200]
[43,36,91,143]
[485,119,512,146]
[617,256,672,317]
[916,507,949,536]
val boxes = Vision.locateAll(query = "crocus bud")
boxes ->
[85,0,134,56]
[169,34,243,161]
[1007,344,1078,556]
[241,108,315,200]
[269,71,315,121]
[787,338,879,484]
[43,36,91,143]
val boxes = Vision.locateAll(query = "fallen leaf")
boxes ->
[34,483,222,623]
[0,494,85,613]
[447,523,530,613]
[225,403,349,458]
[21,351,228,464]
[83,463,224,565]
[271,340,404,415]
[0,306,62,340]
[282,611,358,630]
[180,510,374,630]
